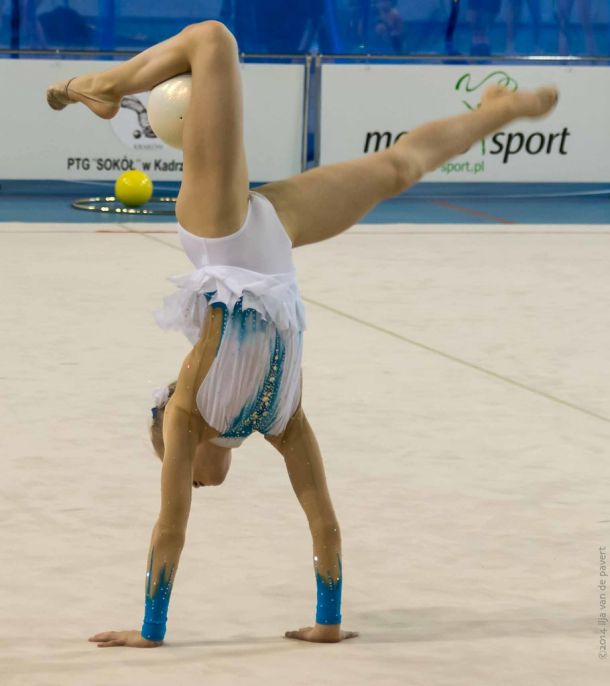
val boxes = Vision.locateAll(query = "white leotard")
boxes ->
[154,191,306,447]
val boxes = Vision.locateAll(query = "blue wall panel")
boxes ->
[1,1,609,56]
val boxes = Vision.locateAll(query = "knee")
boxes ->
[182,20,237,52]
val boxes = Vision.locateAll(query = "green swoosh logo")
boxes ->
[455,71,519,94]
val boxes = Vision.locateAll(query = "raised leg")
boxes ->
[176,23,249,235]
[47,21,249,236]
[258,84,558,248]
[46,28,194,117]
[265,406,358,643]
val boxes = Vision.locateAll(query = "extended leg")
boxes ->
[258,84,557,248]
[265,406,358,643]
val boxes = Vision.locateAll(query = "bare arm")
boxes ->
[141,402,195,642]
[89,401,196,648]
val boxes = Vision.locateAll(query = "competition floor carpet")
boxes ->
[1,197,609,685]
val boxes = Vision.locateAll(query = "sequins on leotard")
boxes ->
[221,325,286,440]
[202,292,288,442]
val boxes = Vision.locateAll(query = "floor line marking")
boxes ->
[123,223,610,425]
[303,297,610,425]
[429,199,516,224]
[117,223,179,249]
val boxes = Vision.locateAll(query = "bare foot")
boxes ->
[481,84,559,119]
[480,83,516,105]
[284,624,359,643]
[46,75,121,120]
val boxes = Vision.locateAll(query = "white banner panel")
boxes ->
[0,59,305,182]
[320,64,610,183]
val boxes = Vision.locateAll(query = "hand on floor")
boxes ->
[284,624,359,643]
[88,630,163,648]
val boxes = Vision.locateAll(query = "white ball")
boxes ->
[147,74,192,150]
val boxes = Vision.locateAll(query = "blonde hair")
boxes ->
[149,381,177,461]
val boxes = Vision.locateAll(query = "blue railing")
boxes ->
[2,1,609,57]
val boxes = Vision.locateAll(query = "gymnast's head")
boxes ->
[149,381,230,489]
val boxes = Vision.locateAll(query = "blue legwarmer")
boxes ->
[141,550,174,641]
[315,556,342,625]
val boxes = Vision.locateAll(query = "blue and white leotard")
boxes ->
[154,190,306,447]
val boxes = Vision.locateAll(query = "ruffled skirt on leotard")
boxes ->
[154,264,306,446]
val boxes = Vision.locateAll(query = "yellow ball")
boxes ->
[114,170,153,207]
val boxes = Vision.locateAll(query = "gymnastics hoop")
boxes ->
[72,196,177,216]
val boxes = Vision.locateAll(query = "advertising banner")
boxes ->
[0,59,305,182]
[320,63,610,183]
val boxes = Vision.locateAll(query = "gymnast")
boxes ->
[47,20,557,647]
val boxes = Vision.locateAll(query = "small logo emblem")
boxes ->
[110,93,165,151]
